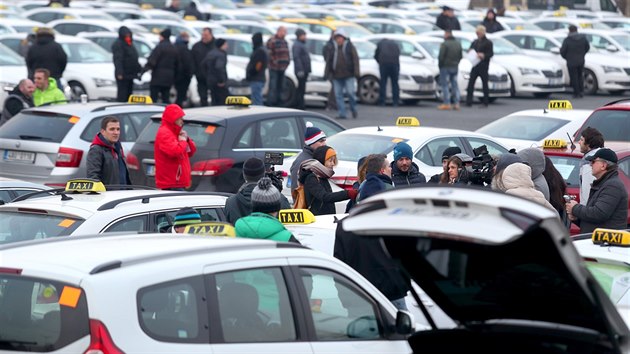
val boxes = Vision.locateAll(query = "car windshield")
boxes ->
[578,110,630,142]
[476,115,570,141]
[492,37,521,55]
[13,25,39,33]
[418,41,440,59]
[610,34,630,50]
[326,133,408,161]
[197,0,237,9]
[0,112,75,143]
[60,42,111,63]
[137,119,224,149]
[547,155,581,187]
[335,25,372,38]
[0,43,23,65]
[507,22,542,31]
[0,211,84,244]
[353,41,376,59]
[408,23,434,33]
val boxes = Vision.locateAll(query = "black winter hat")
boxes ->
[215,38,226,48]
[243,157,266,182]
[295,28,306,37]
[160,28,171,38]
[251,177,282,214]
[441,146,462,160]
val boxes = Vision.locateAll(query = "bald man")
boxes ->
[1,79,35,125]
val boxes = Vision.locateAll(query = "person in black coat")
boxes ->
[86,116,131,186]
[144,29,178,104]
[465,25,493,107]
[203,38,229,106]
[435,6,461,31]
[375,37,400,106]
[112,26,142,103]
[174,32,194,107]
[183,2,206,20]
[25,28,67,89]
[481,9,504,33]
[191,28,215,107]
[560,25,590,98]
[1,79,34,126]
[390,142,426,187]
[292,29,311,110]
[246,32,268,106]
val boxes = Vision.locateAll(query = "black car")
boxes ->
[128,102,345,193]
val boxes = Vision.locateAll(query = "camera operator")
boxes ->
[225,157,290,225]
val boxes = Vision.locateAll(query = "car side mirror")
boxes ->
[395,310,415,335]
[606,44,618,52]
[550,47,560,54]
[411,51,425,60]
[346,315,380,339]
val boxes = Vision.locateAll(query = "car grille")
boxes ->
[542,70,562,78]
[412,75,434,84]
[624,68,630,76]
[489,74,508,82]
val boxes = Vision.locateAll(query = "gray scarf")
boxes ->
[300,159,334,179]
[332,41,348,72]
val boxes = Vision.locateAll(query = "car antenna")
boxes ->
[60,192,73,201]
[377,126,383,132]
[566,132,576,152]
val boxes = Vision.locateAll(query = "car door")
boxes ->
[414,137,467,178]
[464,136,508,158]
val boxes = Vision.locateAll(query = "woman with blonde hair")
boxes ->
[492,162,554,210]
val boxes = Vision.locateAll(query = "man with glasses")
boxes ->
[578,127,604,205]
[566,148,628,233]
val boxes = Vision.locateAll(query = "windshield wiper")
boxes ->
[18,135,52,141]
[0,339,38,349]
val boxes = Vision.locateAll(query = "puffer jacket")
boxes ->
[145,38,178,87]
[496,163,555,210]
[560,32,590,67]
[33,78,66,106]
[225,182,291,225]
[517,148,550,201]
[111,26,142,80]
[204,47,228,86]
[299,169,350,215]
[154,105,197,189]
[26,31,67,79]
[235,212,296,242]
[390,161,426,187]
[572,169,628,234]
[86,133,131,185]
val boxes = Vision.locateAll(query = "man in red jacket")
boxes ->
[154,104,197,190]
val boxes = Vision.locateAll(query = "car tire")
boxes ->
[508,74,516,97]
[609,90,625,96]
[68,81,86,102]
[358,75,379,105]
[533,92,552,98]
[583,69,598,95]
[402,99,420,105]
[281,77,296,107]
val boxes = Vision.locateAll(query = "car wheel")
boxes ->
[609,90,625,96]
[508,74,516,97]
[533,92,552,98]
[68,81,86,101]
[402,99,420,105]
[281,77,296,107]
[583,69,598,95]
[358,75,379,105]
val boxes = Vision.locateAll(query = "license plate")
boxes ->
[491,82,507,90]
[549,78,561,85]
[419,84,433,91]
[146,164,155,176]
[3,150,35,163]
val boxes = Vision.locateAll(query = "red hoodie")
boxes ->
[154,104,196,189]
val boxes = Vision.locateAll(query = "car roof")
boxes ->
[544,142,630,157]
[572,235,630,263]
[506,109,593,120]
[332,125,498,142]
[21,101,164,117]
[0,178,51,190]
[181,105,330,124]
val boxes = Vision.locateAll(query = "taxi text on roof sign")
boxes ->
[225,96,252,106]
[279,209,316,224]
[184,222,236,237]
[548,100,572,110]
[543,139,567,149]
[128,95,153,104]
[65,179,106,193]
[592,228,630,247]
[396,116,420,127]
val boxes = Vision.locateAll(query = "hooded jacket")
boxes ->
[33,78,66,107]
[495,163,554,210]
[26,31,67,79]
[517,148,550,201]
[390,161,426,187]
[154,105,197,189]
[145,37,178,87]
[1,86,33,125]
[560,32,590,67]
[86,133,131,185]
[481,11,504,33]
[112,26,142,80]
[175,35,194,82]
[235,212,296,242]
[225,182,291,225]
[246,33,268,82]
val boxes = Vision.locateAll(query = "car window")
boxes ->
[134,40,153,58]
[226,39,252,57]
[416,137,465,167]
[29,12,57,23]
[300,117,344,139]
[531,36,556,50]
[259,118,301,150]
[584,34,613,50]
[502,34,526,48]
[394,40,416,56]
[579,110,630,142]
[138,276,206,342]
[327,134,406,162]
[104,214,147,233]
[90,37,115,52]
[54,23,86,35]
[61,42,112,63]
[152,208,222,232]
[126,112,159,140]
[214,267,296,342]
[476,115,570,141]
[235,123,255,148]
[386,24,406,34]
[0,190,13,203]
[299,267,383,340]
[534,21,555,30]
[0,112,75,143]
[362,22,382,33]
[0,211,83,244]
[466,137,508,157]
[547,155,581,187]
[80,115,137,142]
[0,276,89,351]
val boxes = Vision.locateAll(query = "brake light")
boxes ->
[125,151,139,171]
[0,267,22,274]
[84,319,124,354]
[330,176,358,191]
[56,147,83,168]
[191,158,234,176]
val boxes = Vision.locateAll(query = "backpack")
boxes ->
[292,184,307,209]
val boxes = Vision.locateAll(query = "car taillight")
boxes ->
[191,158,234,176]
[330,176,358,191]
[0,267,22,274]
[84,319,124,354]
[125,151,139,171]
[56,147,83,168]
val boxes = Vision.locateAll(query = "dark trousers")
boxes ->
[568,65,584,97]
[175,78,192,107]
[116,79,134,102]
[379,63,399,105]
[466,63,489,105]
[326,82,337,110]
[295,76,307,110]
[150,85,171,104]
[196,75,209,106]
[268,69,285,106]
[210,84,229,106]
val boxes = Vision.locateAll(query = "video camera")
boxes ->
[264,152,285,192]
[466,145,495,186]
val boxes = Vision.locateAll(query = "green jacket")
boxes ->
[438,37,463,69]
[33,78,66,106]
[235,212,293,242]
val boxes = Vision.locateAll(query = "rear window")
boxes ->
[136,119,225,150]
[0,275,89,351]
[0,112,75,143]
[477,115,570,141]
[326,134,407,161]
[578,110,630,142]
[547,155,581,187]
[0,212,84,245]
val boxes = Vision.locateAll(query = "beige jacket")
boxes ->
[495,163,555,211]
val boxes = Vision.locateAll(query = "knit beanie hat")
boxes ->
[173,207,201,227]
[495,153,523,174]
[442,146,462,160]
[242,157,265,182]
[251,177,282,214]
[304,123,326,145]
[215,38,226,48]
[313,146,335,165]
[393,142,413,162]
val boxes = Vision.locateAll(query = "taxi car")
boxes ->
[0,179,229,244]
[282,18,372,38]
[342,185,630,354]
[476,100,593,151]
[0,43,28,109]
[0,98,164,187]
[573,228,630,328]
[531,17,612,31]
[578,29,630,57]
[0,177,50,204]
[0,233,415,353]
[0,18,45,34]
[574,98,630,143]
[22,7,118,23]
[128,97,345,193]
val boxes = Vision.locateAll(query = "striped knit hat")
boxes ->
[304,122,326,146]
[173,207,201,227]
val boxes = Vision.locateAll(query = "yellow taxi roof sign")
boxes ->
[396,116,420,127]
[542,139,567,149]
[592,228,630,247]
[279,209,316,224]
[225,96,251,106]
[548,100,572,110]
[65,178,106,193]
[183,15,198,21]
[184,222,236,237]
[128,95,152,104]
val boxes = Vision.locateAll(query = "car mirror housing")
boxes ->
[606,44,619,52]
[395,310,415,335]
[550,47,560,54]
[411,51,425,60]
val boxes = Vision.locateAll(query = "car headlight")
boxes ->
[519,68,540,75]
[307,75,325,82]
[602,65,623,73]
[93,78,116,87]
[399,74,412,81]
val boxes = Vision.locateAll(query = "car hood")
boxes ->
[494,54,560,71]
[342,186,629,350]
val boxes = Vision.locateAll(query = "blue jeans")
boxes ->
[390,297,408,311]
[250,81,265,106]
[379,64,399,105]
[440,67,459,104]
[333,77,357,118]
[268,70,284,106]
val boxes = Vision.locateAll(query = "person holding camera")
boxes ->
[225,157,290,225]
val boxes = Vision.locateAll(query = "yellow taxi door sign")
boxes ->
[128,95,153,104]
[184,222,236,237]
[548,100,572,110]
[279,209,316,224]
[542,139,567,149]
[396,116,420,127]
[65,179,106,193]
[592,229,630,246]
[59,286,82,308]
